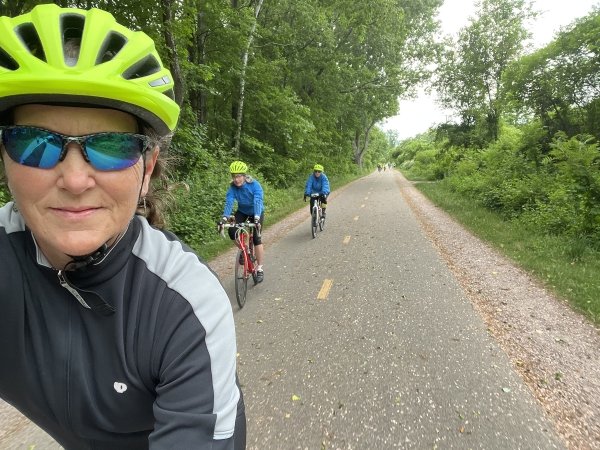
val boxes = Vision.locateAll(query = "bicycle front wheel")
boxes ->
[234,249,248,308]
[311,209,318,238]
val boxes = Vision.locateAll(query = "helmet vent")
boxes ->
[15,23,46,61]
[122,55,161,80]
[0,47,19,70]
[60,14,85,66]
[96,32,127,64]
[61,14,85,41]
[164,89,175,100]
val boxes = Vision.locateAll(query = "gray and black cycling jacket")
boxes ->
[0,202,240,450]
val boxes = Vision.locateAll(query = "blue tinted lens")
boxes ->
[85,134,144,171]
[1,127,147,171]
[1,127,63,168]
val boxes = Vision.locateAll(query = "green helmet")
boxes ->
[314,164,324,172]
[0,4,180,135]
[229,161,248,174]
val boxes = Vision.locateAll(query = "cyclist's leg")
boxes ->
[321,194,327,217]
[235,211,250,241]
[232,211,249,265]
[253,212,264,266]
[253,212,265,282]
[309,195,316,214]
[229,210,247,242]
[234,210,249,224]
[310,195,318,224]
[227,222,236,241]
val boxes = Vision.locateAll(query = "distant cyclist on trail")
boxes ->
[304,163,330,218]
[221,161,265,282]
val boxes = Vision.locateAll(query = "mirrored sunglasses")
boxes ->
[0,125,152,171]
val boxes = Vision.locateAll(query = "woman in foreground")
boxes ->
[0,4,245,449]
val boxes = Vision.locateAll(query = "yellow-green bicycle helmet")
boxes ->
[229,161,248,174]
[0,4,179,135]
[313,164,324,171]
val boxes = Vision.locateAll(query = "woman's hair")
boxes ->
[137,127,175,228]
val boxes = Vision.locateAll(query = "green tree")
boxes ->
[436,0,535,144]
[503,8,600,141]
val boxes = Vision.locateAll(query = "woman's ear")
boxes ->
[141,146,159,196]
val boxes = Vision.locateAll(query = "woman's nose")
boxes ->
[55,142,96,193]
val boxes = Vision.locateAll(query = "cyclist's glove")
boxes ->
[254,215,260,224]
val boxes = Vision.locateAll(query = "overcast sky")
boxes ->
[381,0,599,140]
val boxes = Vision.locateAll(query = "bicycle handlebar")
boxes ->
[218,221,260,238]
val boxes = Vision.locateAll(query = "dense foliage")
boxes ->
[2,0,598,262]
[0,0,442,254]
[395,2,600,252]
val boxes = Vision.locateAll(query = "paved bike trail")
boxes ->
[225,171,563,449]
[0,171,564,449]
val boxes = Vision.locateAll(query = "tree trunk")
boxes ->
[352,121,376,167]
[232,0,264,155]
[161,0,185,108]
[191,6,208,124]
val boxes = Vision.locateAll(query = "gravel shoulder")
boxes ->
[391,172,600,450]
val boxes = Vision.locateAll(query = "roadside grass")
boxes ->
[414,180,600,326]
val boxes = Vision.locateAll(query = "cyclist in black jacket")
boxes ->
[0,4,245,449]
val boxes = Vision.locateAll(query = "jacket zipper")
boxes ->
[57,270,91,309]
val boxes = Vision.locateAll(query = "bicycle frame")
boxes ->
[310,194,325,238]
[234,225,256,275]
[220,221,260,308]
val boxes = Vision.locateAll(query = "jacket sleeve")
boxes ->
[304,175,312,195]
[149,266,240,449]
[223,186,235,217]
[252,181,264,217]
[322,174,330,195]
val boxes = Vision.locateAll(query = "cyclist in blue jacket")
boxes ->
[222,161,265,282]
[304,164,330,218]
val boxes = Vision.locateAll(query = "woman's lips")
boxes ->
[52,206,100,219]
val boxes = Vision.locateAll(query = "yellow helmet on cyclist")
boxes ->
[229,160,248,174]
[0,4,179,135]
[313,164,324,172]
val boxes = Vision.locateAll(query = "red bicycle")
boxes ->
[219,220,260,308]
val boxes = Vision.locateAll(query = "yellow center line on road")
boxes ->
[317,279,333,300]
[354,216,359,221]
[343,235,351,244]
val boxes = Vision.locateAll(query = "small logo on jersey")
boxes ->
[114,382,128,393]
